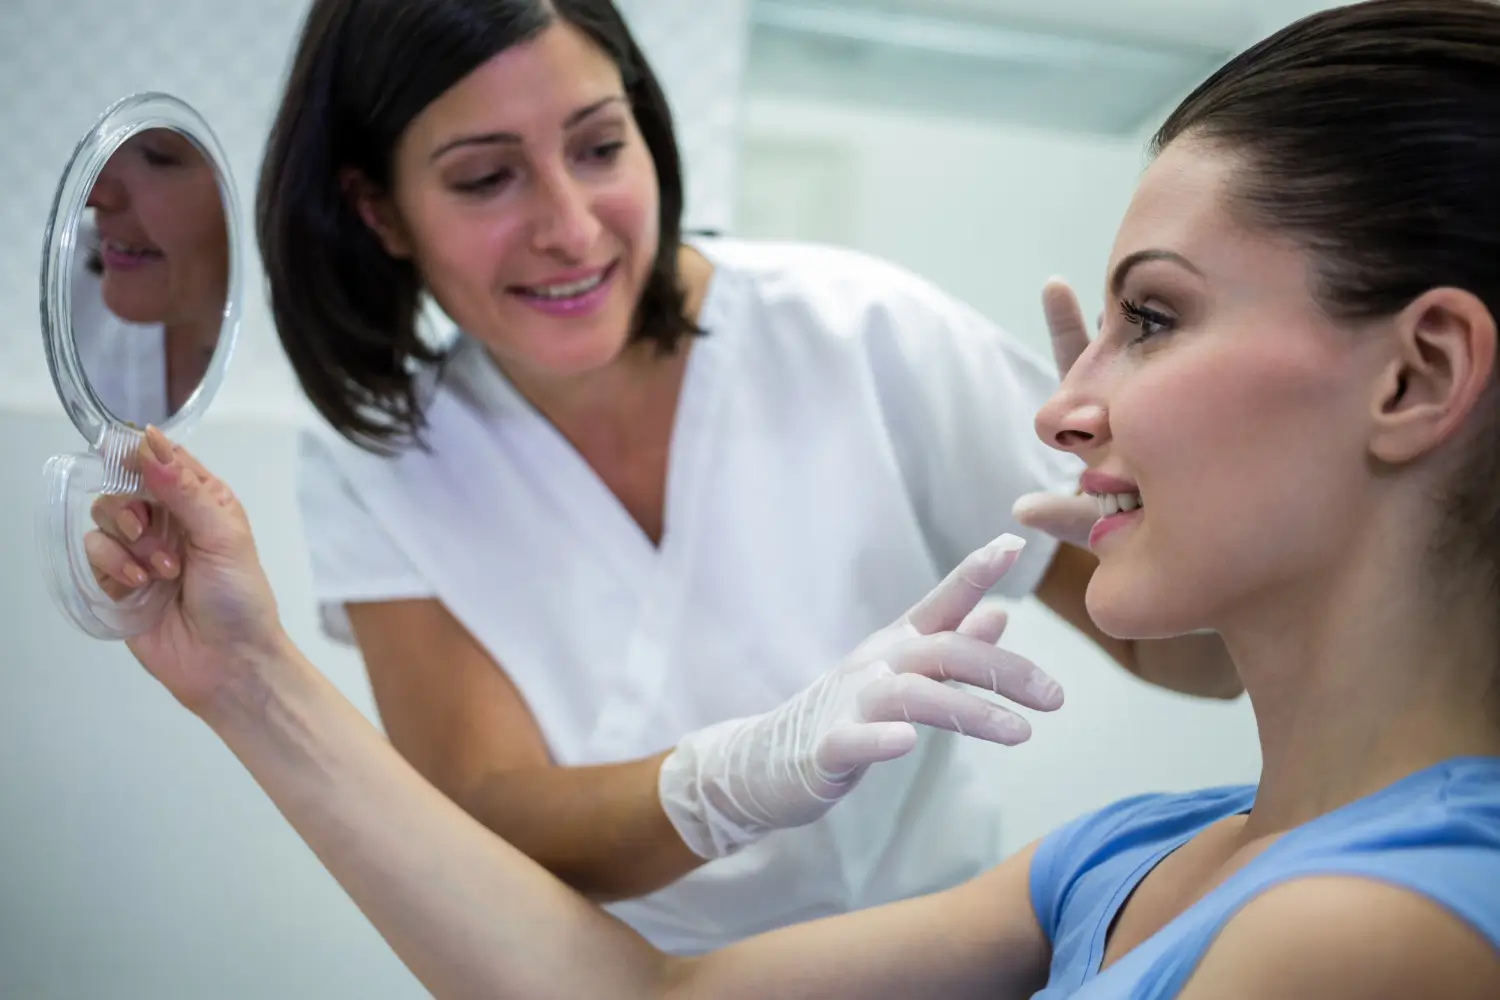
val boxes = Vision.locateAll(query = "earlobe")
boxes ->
[1369,288,1496,465]
[340,168,413,259]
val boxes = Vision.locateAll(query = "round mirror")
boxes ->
[37,92,241,640]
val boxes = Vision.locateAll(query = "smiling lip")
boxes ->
[1080,470,1139,495]
[98,241,163,272]
[1089,510,1141,549]
[1080,470,1143,550]
[516,263,612,289]
[510,260,618,319]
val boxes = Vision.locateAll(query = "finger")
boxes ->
[89,496,179,580]
[888,632,1064,712]
[137,426,246,553]
[814,721,918,779]
[906,534,1026,635]
[85,528,150,592]
[956,601,1009,646]
[90,495,152,545]
[857,672,1032,746]
[168,438,216,483]
[1012,492,1100,550]
[1042,277,1090,378]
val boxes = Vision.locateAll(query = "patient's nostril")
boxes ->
[1054,429,1094,448]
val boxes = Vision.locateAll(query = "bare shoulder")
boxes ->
[1176,875,1500,1000]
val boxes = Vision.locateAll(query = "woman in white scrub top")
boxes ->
[255,0,1242,954]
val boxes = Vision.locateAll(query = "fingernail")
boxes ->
[985,534,1026,569]
[993,711,1032,743]
[876,728,912,753]
[146,426,172,464]
[150,550,178,578]
[1029,673,1064,709]
[125,564,148,587]
[117,510,143,542]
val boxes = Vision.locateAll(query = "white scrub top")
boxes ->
[69,221,169,428]
[296,237,1083,953]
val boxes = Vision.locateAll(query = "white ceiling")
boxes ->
[837,0,1339,52]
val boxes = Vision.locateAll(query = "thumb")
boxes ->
[1041,277,1091,379]
[137,426,252,556]
[1012,491,1099,550]
[815,721,918,781]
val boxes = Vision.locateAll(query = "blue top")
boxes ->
[1028,756,1500,999]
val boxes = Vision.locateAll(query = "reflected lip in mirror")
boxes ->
[98,240,164,271]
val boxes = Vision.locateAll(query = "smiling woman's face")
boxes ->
[353,20,662,384]
[85,129,229,330]
[1034,140,1394,639]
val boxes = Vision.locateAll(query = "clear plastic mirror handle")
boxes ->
[38,429,179,640]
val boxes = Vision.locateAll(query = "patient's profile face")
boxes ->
[84,129,229,331]
[1037,140,1390,639]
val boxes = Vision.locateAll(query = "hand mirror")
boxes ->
[38,92,241,639]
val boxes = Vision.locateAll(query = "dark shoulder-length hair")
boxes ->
[256,0,697,453]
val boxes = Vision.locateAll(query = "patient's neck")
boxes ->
[1221,536,1500,841]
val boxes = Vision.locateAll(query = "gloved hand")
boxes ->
[658,534,1065,860]
[1011,277,1099,548]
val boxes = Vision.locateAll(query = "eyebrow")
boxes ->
[429,95,626,162]
[1108,249,1204,297]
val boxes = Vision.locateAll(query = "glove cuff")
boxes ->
[657,715,772,860]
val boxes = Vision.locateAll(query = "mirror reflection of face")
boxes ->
[85,129,229,334]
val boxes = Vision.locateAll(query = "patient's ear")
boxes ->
[341,168,413,259]
[1368,287,1496,465]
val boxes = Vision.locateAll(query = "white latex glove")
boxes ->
[1012,277,1098,548]
[659,534,1065,860]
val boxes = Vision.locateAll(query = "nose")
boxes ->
[1034,376,1111,457]
[529,164,600,260]
[86,172,126,213]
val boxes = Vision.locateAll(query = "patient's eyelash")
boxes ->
[1119,298,1175,343]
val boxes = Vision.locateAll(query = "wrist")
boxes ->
[192,628,307,732]
[658,714,768,860]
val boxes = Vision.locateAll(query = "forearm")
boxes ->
[200,639,676,1000]
[460,754,706,902]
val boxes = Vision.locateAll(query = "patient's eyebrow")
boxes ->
[1109,249,1203,297]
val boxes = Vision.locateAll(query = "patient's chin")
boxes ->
[1085,572,1206,642]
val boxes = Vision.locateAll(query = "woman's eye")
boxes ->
[141,147,181,168]
[452,169,513,195]
[1119,298,1176,343]
[580,141,625,165]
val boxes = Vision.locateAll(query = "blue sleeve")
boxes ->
[1028,793,1168,941]
[1028,785,1258,943]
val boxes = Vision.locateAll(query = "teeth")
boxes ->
[106,240,156,256]
[528,274,604,299]
[1094,492,1143,517]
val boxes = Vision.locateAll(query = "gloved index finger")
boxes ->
[905,534,1025,635]
[1042,277,1090,379]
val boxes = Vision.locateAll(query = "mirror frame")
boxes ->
[36,92,243,640]
[39,91,242,448]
